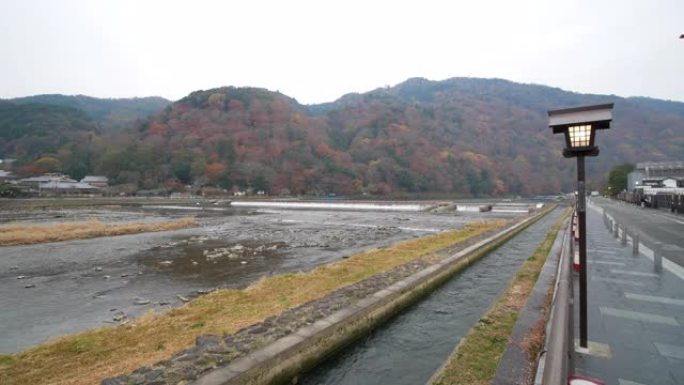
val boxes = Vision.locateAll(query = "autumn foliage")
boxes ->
[3,78,684,196]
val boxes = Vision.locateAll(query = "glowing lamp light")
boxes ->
[568,125,592,149]
[549,103,613,158]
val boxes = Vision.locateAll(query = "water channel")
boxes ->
[301,207,562,385]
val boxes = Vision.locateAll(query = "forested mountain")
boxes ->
[3,78,684,196]
[0,102,98,179]
[0,93,170,180]
[10,94,170,131]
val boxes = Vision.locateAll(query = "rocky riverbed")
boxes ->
[0,200,529,353]
[102,223,508,385]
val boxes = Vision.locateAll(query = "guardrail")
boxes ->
[535,215,574,385]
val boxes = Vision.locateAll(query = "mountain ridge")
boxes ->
[8,94,171,131]
[2,78,683,196]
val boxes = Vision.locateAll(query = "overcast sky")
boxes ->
[1,0,682,104]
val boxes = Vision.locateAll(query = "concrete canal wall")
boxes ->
[191,208,553,385]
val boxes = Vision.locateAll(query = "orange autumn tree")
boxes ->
[205,162,227,185]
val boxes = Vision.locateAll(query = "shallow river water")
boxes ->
[0,203,525,353]
[300,208,562,385]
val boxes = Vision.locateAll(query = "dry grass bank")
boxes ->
[430,208,569,385]
[0,218,197,246]
[0,220,507,385]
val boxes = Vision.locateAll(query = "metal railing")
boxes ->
[535,217,574,385]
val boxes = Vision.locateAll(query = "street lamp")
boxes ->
[549,103,613,349]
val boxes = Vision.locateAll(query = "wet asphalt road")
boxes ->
[591,197,684,267]
[0,204,526,353]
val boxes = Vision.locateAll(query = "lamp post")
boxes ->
[549,103,613,348]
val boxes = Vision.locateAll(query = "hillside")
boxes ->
[0,102,101,179]
[110,87,342,193]
[3,79,684,196]
[0,102,93,141]
[319,78,684,194]
[0,95,169,181]
[10,94,170,131]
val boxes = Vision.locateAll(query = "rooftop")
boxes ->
[636,161,684,170]
[81,176,109,182]
[39,181,100,190]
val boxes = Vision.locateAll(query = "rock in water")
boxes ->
[113,311,126,322]
[177,294,189,302]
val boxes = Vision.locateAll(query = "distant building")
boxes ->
[0,170,15,182]
[627,170,646,191]
[38,180,100,197]
[662,178,681,188]
[169,192,192,199]
[17,174,76,191]
[628,161,684,190]
[637,161,684,178]
[80,176,109,188]
[16,173,101,196]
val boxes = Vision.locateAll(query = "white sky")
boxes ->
[1,0,682,104]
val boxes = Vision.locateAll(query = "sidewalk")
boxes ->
[573,203,684,385]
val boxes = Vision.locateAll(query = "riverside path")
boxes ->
[573,199,684,385]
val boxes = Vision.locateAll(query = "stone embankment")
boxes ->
[104,259,433,385]
[104,209,551,385]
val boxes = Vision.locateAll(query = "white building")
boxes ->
[628,161,684,190]
[80,176,109,188]
[0,170,14,182]
[17,174,101,196]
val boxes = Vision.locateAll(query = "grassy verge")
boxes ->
[430,208,570,385]
[0,220,508,385]
[0,218,197,246]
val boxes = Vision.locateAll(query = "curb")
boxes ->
[489,215,570,385]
